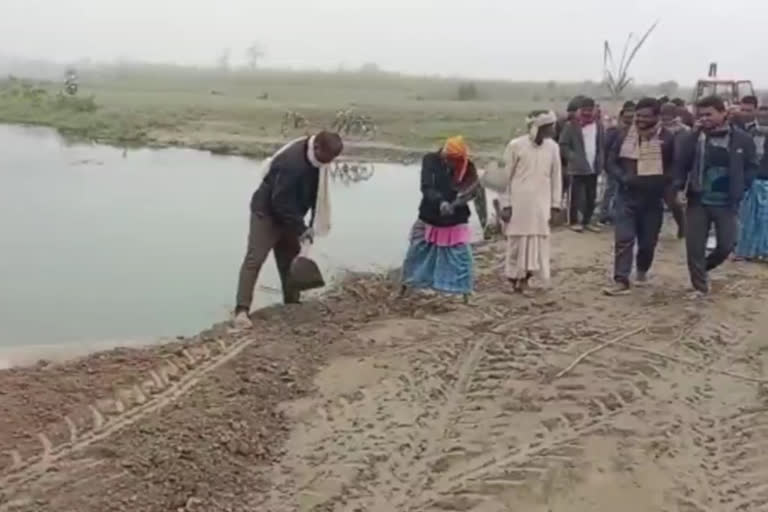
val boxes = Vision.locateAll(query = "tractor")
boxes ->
[692,62,755,107]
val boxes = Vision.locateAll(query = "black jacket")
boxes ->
[555,117,569,166]
[758,136,768,180]
[418,151,475,227]
[558,121,605,176]
[742,122,768,180]
[250,138,319,235]
[674,126,758,206]
[605,127,677,197]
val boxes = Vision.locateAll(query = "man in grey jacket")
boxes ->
[559,97,605,232]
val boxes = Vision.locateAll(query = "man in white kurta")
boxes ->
[500,111,563,292]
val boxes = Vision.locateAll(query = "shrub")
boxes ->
[53,94,98,113]
[457,82,479,101]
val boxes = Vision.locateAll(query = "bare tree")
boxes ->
[245,43,265,71]
[603,20,659,99]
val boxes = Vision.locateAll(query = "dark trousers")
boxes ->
[562,170,571,205]
[685,203,738,292]
[613,192,664,285]
[569,174,598,226]
[599,174,618,223]
[663,186,686,236]
[236,213,301,311]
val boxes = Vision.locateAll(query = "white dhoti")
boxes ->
[505,235,551,282]
[500,114,561,287]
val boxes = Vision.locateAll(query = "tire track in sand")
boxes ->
[669,319,768,512]
[263,265,768,512]
[263,313,502,511]
[0,331,253,504]
[713,409,768,511]
[264,299,679,512]
[416,318,663,511]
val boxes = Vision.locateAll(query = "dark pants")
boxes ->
[685,203,738,292]
[663,186,686,237]
[236,213,301,311]
[599,174,618,223]
[569,174,598,226]
[561,169,571,206]
[613,191,664,285]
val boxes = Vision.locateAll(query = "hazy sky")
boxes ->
[2,0,766,85]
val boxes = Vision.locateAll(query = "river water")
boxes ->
[0,125,485,361]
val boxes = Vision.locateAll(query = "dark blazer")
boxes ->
[758,135,768,180]
[559,121,605,176]
[605,126,677,197]
[604,125,623,169]
[674,126,759,207]
[250,138,319,236]
[418,151,476,227]
[743,123,768,179]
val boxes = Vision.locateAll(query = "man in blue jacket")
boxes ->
[674,95,759,295]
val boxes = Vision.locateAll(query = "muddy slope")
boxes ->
[3,227,768,512]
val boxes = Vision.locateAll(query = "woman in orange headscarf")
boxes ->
[400,136,480,301]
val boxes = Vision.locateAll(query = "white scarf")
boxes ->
[266,136,332,237]
[619,124,663,177]
[526,111,557,141]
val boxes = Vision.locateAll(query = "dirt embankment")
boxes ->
[3,227,768,512]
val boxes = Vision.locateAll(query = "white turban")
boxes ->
[526,110,557,141]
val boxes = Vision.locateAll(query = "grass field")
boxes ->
[0,65,670,160]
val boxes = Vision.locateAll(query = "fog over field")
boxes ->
[1,0,767,84]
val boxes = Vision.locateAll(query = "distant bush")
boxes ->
[657,80,679,97]
[360,62,382,74]
[457,82,478,101]
[0,81,48,103]
[54,94,98,113]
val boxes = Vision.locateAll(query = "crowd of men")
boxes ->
[554,94,768,297]
[229,91,768,327]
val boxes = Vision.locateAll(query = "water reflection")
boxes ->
[0,124,426,348]
[331,161,375,185]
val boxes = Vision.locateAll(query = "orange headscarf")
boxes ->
[441,135,469,182]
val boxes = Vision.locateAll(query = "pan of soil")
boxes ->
[288,241,325,291]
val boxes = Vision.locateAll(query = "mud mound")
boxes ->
[4,230,768,512]
[0,344,185,454]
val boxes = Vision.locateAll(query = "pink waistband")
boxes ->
[424,223,471,247]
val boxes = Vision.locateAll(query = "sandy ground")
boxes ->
[2,224,768,512]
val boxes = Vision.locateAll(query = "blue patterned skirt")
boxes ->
[401,221,474,294]
[736,180,768,258]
